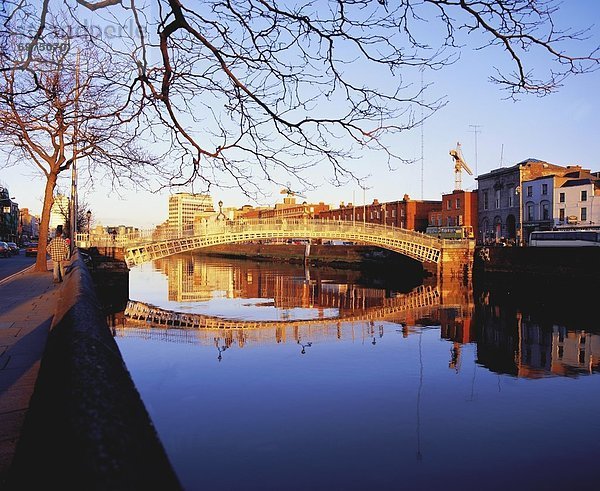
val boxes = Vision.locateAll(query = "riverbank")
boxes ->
[473,245,600,278]
[199,243,427,274]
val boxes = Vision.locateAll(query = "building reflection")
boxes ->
[475,284,600,378]
[121,255,600,379]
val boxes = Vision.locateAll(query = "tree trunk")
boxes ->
[35,172,58,272]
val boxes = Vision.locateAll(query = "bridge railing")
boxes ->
[76,218,454,250]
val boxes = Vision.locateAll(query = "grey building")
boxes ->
[476,159,580,245]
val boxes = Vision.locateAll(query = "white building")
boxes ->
[168,193,215,235]
[521,169,600,238]
[49,194,70,235]
[554,176,600,228]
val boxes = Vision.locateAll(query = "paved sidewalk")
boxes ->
[0,262,58,481]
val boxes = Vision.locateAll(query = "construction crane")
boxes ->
[280,183,306,199]
[449,142,473,191]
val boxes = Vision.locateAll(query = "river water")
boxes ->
[115,253,600,491]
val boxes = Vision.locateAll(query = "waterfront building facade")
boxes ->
[553,172,600,229]
[318,194,441,232]
[520,168,600,237]
[476,159,579,244]
[440,190,478,236]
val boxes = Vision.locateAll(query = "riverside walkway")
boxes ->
[0,262,56,483]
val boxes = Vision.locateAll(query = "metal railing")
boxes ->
[76,218,470,267]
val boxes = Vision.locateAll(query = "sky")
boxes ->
[1,1,599,230]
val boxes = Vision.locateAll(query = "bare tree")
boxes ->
[0,24,160,271]
[2,1,599,200]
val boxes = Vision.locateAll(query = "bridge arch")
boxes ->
[120,219,448,267]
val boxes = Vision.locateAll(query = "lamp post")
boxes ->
[86,210,92,235]
[217,200,226,221]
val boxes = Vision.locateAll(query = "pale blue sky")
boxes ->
[2,1,599,229]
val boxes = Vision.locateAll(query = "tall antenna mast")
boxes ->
[469,124,482,176]
[500,144,504,168]
[420,68,424,200]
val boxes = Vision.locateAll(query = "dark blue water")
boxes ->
[116,255,600,490]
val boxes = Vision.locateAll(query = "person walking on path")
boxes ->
[46,228,70,283]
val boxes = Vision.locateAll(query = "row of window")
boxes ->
[446,198,461,210]
[483,188,589,210]
[525,205,588,222]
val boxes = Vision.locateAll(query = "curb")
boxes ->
[0,264,35,286]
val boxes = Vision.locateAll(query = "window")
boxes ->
[391,210,396,218]
[495,189,501,209]
[508,188,514,207]
[541,202,550,220]
[527,203,534,221]
[438,217,442,226]
[456,198,461,209]
[370,211,373,219]
[559,192,565,203]
[542,184,548,195]
[447,217,453,226]
[447,200,452,210]
[458,215,463,225]
[400,209,405,217]
[559,208,565,221]
[385,210,389,218]
[581,190,587,202]
[581,207,587,221]
[483,191,489,210]
[526,186,533,197]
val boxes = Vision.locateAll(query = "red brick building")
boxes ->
[258,197,330,219]
[318,194,441,232]
[440,190,478,237]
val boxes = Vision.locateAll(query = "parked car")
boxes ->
[25,242,39,257]
[7,242,19,255]
[0,241,10,258]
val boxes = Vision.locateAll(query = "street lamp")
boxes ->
[217,200,226,221]
[86,210,92,235]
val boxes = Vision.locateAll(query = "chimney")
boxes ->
[372,199,379,205]
[403,194,410,201]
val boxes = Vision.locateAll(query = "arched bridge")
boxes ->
[77,219,474,277]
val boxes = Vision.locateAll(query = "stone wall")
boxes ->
[6,251,182,490]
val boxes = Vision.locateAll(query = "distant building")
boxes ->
[318,195,440,232]
[0,186,19,242]
[19,208,40,242]
[258,197,330,219]
[476,159,580,244]
[49,194,70,235]
[439,190,478,236]
[168,193,214,234]
[520,167,600,238]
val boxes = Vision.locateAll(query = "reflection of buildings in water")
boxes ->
[156,255,236,302]
[154,254,394,312]
[476,302,600,378]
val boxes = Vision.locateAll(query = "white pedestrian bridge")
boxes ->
[76,219,473,273]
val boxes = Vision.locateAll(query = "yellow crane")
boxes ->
[449,142,473,191]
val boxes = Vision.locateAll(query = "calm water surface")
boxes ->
[115,254,600,491]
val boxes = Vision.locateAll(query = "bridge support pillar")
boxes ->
[437,242,475,282]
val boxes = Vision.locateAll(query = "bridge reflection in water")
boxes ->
[115,254,600,379]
